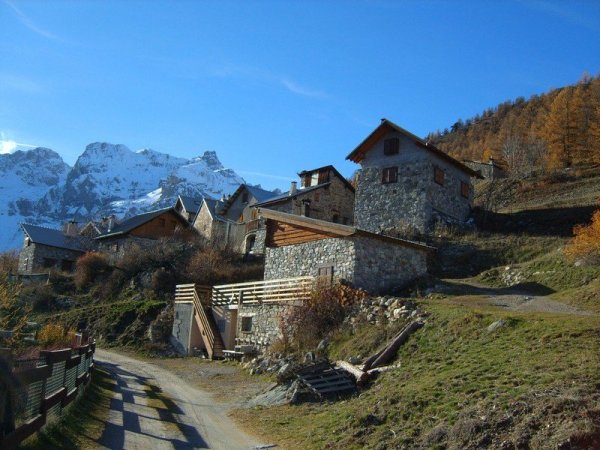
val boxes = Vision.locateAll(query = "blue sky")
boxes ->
[1,0,599,190]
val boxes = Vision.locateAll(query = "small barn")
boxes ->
[260,209,434,294]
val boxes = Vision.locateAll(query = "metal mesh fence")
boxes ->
[46,402,61,423]
[65,364,77,392]
[46,361,65,396]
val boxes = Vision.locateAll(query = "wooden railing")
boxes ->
[212,276,313,306]
[175,284,221,358]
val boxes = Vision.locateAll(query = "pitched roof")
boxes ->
[254,183,332,207]
[258,208,435,252]
[21,224,86,252]
[346,119,483,178]
[221,184,279,214]
[178,196,203,215]
[96,207,188,239]
[201,197,228,222]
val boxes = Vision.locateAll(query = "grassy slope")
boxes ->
[20,368,115,449]
[234,302,600,449]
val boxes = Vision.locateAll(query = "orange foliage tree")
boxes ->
[564,199,600,264]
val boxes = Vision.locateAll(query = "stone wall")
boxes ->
[353,238,428,293]
[264,235,429,294]
[264,238,356,283]
[236,303,292,352]
[354,130,473,233]
[18,243,83,274]
[171,302,194,355]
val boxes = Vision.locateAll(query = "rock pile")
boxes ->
[345,296,427,326]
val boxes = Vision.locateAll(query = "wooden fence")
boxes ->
[211,276,313,306]
[0,342,96,450]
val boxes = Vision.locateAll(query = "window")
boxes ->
[434,167,445,185]
[317,266,334,285]
[159,218,166,227]
[61,260,74,272]
[382,167,398,184]
[241,316,253,333]
[332,214,339,223]
[42,258,57,268]
[25,237,31,247]
[242,192,249,203]
[461,181,470,198]
[384,138,400,155]
[342,217,349,225]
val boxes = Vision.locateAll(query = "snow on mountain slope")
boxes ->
[0,148,71,251]
[0,143,246,251]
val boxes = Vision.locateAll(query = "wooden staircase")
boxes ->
[175,284,225,359]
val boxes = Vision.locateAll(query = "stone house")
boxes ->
[174,195,203,223]
[463,157,506,180]
[192,184,276,254]
[96,207,190,260]
[193,171,355,256]
[255,165,355,224]
[18,224,89,274]
[260,208,434,294]
[347,119,482,234]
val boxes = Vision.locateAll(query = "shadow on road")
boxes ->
[97,361,209,449]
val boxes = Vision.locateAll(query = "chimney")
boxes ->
[289,181,297,196]
[105,215,116,233]
[65,220,79,236]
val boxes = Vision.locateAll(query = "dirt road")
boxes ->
[440,278,595,315]
[94,349,266,450]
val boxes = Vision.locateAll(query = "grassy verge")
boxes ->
[233,300,600,449]
[20,368,115,449]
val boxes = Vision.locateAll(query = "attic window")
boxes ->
[242,192,249,203]
[461,181,470,198]
[318,170,330,184]
[384,138,400,155]
[434,167,445,185]
[382,167,398,184]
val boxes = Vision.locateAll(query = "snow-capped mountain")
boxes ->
[0,143,245,250]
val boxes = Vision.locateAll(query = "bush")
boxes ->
[151,267,175,296]
[185,247,234,284]
[564,205,600,265]
[278,283,366,353]
[0,250,18,274]
[37,323,74,348]
[74,252,110,290]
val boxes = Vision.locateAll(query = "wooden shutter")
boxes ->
[461,181,470,198]
[434,167,445,185]
[382,167,398,184]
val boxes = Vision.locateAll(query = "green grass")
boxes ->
[233,301,600,449]
[20,368,115,449]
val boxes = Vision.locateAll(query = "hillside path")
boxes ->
[94,349,265,450]
[440,279,595,315]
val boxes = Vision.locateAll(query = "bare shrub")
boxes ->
[278,283,366,352]
[151,267,175,296]
[0,250,18,274]
[74,252,110,290]
[185,247,235,285]
[37,323,76,348]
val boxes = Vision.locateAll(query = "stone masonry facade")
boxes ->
[236,303,291,352]
[18,243,83,274]
[264,235,428,294]
[354,131,473,234]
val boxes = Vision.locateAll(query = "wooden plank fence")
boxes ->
[211,276,313,306]
[0,342,96,450]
